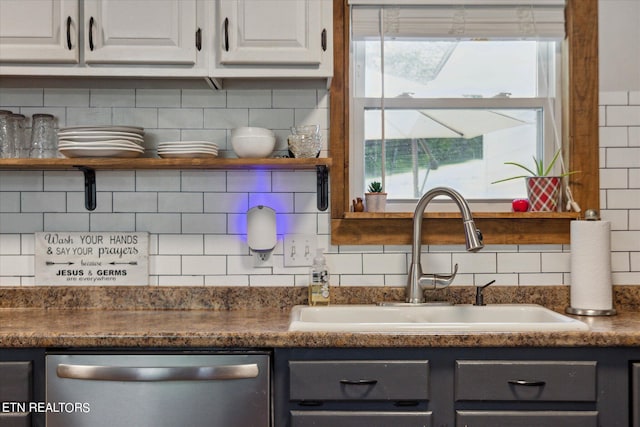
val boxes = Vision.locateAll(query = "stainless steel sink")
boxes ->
[288,304,588,332]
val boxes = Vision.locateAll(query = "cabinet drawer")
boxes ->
[291,410,432,427]
[456,410,598,427]
[0,361,32,401]
[289,360,429,401]
[455,361,596,402]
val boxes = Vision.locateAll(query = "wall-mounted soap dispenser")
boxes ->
[247,205,277,267]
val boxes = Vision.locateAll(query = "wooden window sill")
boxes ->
[332,212,579,245]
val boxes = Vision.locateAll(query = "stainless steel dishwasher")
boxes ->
[45,352,270,427]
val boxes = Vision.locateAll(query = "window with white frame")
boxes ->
[349,1,566,211]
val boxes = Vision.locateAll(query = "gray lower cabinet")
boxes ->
[456,410,599,427]
[633,362,640,427]
[274,348,635,427]
[0,350,45,427]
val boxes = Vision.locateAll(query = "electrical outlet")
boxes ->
[284,234,317,267]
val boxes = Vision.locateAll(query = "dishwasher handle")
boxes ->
[57,363,259,382]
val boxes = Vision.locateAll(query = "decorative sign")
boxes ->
[35,232,149,285]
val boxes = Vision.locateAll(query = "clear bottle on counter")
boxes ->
[308,248,330,306]
[30,113,57,158]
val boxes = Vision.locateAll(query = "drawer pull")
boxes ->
[508,379,546,387]
[339,379,378,385]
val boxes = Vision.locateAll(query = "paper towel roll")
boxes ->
[569,220,614,312]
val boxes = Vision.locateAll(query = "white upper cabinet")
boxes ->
[83,0,197,65]
[0,0,79,63]
[213,0,333,78]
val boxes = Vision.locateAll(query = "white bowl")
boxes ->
[231,127,274,138]
[231,134,276,158]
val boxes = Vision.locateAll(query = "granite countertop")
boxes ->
[1,286,640,349]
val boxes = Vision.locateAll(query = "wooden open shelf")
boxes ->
[0,157,332,211]
[0,157,331,170]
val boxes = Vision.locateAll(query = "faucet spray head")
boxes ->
[463,220,484,252]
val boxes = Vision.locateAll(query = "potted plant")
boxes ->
[492,150,578,212]
[364,181,387,212]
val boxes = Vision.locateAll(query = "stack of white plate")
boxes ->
[157,141,219,158]
[57,126,145,158]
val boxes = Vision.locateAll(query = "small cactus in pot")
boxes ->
[365,181,387,212]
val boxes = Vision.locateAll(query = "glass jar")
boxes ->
[30,114,57,158]
[0,111,17,159]
[11,114,28,158]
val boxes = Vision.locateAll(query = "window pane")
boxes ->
[363,108,540,200]
[358,40,553,99]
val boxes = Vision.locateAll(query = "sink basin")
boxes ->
[288,304,588,332]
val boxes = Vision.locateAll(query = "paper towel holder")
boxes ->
[566,208,617,316]
[247,205,277,265]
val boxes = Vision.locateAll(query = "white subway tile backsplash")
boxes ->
[158,108,203,129]
[249,108,294,129]
[44,213,89,231]
[0,193,20,212]
[600,126,629,147]
[363,253,407,274]
[135,170,181,192]
[0,171,43,191]
[149,255,181,275]
[600,168,628,188]
[112,107,158,128]
[66,107,112,126]
[181,214,227,234]
[44,89,89,107]
[452,252,497,274]
[0,255,33,276]
[203,108,249,129]
[497,253,541,273]
[89,213,136,232]
[0,87,637,287]
[0,88,43,106]
[136,89,181,108]
[182,255,226,275]
[325,253,362,275]
[607,190,640,209]
[158,193,203,212]
[227,90,271,108]
[273,90,318,108]
[606,147,640,168]
[113,192,157,212]
[0,214,41,233]
[226,170,271,192]
[182,89,226,108]
[135,213,181,234]
[0,234,20,255]
[91,89,136,107]
[158,234,203,255]
[600,91,628,105]
[21,192,66,212]
[272,171,316,193]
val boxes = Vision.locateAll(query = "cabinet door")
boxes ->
[0,0,79,63]
[83,0,197,65]
[218,0,327,65]
[633,363,640,427]
[291,410,432,427]
[0,361,33,427]
[456,410,598,427]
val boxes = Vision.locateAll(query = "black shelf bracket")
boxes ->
[75,166,97,211]
[316,165,329,211]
